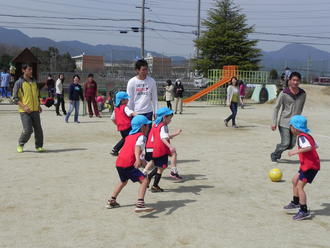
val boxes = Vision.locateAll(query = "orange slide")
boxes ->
[183,65,237,104]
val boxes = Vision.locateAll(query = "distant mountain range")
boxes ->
[262,44,330,75]
[0,27,186,63]
[1,27,330,75]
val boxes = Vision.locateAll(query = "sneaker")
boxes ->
[271,153,279,163]
[75,121,80,123]
[224,120,228,127]
[283,202,300,212]
[134,201,154,213]
[110,150,119,156]
[16,145,23,153]
[97,115,102,118]
[292,210,311,220]
[106,199,120,209]
[36,147,45,152]
[170,171,183,180]
[56,113,62,116]
[89,115,93,118]
[151,185,164,193]
[232,125,238,128]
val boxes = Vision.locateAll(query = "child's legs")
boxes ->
[138,177,150,200]
[74,101,80,121]
[297,180,307,205]
[111,181,128,198]
[144,160,154,172]
[65,101,74,121]
[170,152,177,169]
[292,173,299,197]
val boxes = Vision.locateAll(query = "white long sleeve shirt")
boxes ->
[126,75,158,114]
[55,79,63,94]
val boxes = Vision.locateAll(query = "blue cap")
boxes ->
[115,92,130,107]
[129,115,152,135]
[290,115,310,133]
[155,107,173,125]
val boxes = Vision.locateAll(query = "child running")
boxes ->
[106,115,154,213]
[146,107,182,192]
[284,115,320,220]
[110,92,136,156]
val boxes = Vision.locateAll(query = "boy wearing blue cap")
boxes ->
[110,92,136,156]
[106,115,154,213]
[146,107,182,192]
[283,115,320,220]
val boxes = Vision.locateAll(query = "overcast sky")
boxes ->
[1,0,330,57]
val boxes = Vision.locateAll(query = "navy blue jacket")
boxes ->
[69,83,84,101]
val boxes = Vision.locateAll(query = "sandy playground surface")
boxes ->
[1,85,330,248]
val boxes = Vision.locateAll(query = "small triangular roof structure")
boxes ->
[12,48,40,64]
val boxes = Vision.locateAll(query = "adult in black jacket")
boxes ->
[174,79,184,114]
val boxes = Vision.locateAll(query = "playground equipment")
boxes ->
[183,66,237,104]
[183,66,272,105]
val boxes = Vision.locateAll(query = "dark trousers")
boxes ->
[273,126,296,159]
[55,94,66,115]
[48,88,55,97]
[86,96,99,117]
[113,128,132,152]
[166,101,172,110]
[19,112,44,148]
[225,102,238,126]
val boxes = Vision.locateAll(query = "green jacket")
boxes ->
[13,77,40,113]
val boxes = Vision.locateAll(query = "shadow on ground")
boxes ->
[162,173,207,183]
[139,199,197,218]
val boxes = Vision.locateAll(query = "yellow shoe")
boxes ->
[16,145,23,153]
[36,147,45,152]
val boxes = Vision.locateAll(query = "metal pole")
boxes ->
[141,0,145,59]
[196,0,201,58]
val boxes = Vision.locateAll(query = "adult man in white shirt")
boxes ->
[127,59,158,122]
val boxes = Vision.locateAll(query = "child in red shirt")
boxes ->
[146,107,182,192]
[110,92,136,156]
[106,115,154,213]
[284,115,320,220]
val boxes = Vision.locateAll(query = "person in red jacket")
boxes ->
[110,92,136,156]
[106,115,154,213]
[146,107,182,193]
[84,74,101,118]
[283,115,320,221]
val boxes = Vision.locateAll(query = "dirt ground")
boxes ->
[1,85,330,248]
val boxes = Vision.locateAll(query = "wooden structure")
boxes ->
[11,48,40,81]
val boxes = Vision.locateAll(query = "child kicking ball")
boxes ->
[284,115,320,220]
[106,115,154,213]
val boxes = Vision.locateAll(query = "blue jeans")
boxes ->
[225,102,238,126]
[65,100,80,122]
[1,86,8,97]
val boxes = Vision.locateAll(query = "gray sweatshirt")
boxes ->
[272,87,306,128]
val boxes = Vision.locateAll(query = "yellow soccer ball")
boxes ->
[269,168,283,182]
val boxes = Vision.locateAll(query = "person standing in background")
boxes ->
[55,73,67,116]
[239,80,246,109]
[174,79,184,114]
[224,77,243,128]
[65,75,84,123]
[46,74,55,97]
[164,79,174,110]
[1,69,11,98]
[84,73,101,118]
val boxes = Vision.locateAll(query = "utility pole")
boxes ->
[136,0,149,59]
[196,0,201,58]
[141,0,146,59]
